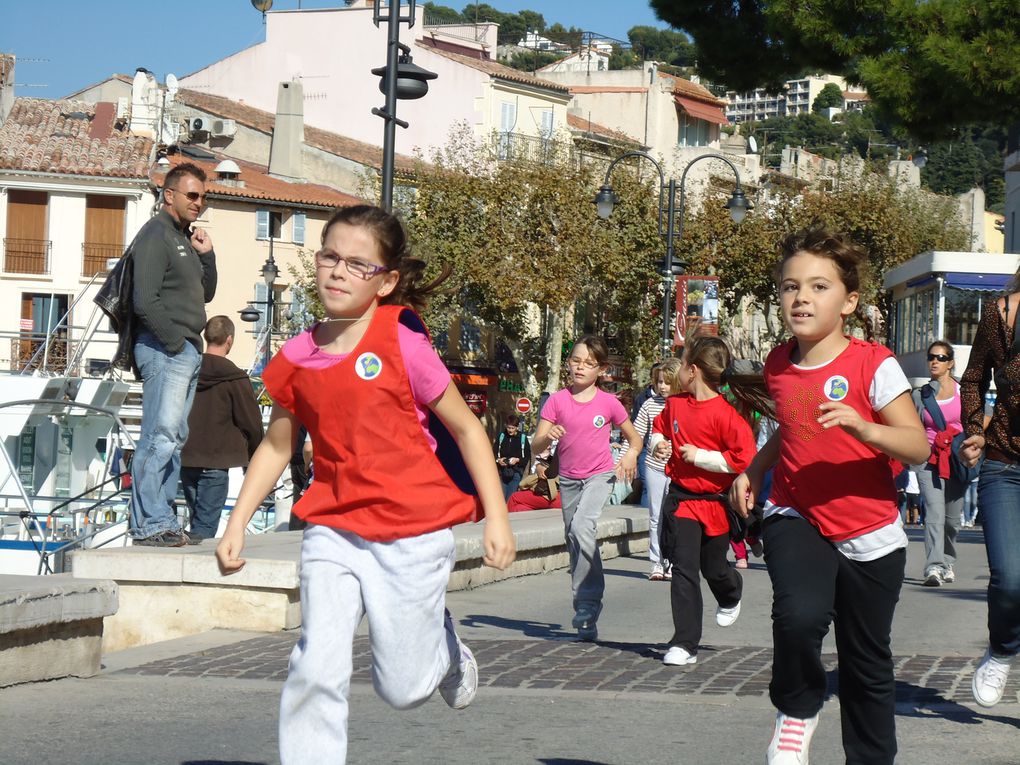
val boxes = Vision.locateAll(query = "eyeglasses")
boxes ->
[168,187,207,204]
[927,353,952,362]
[568,356,601,370]
[314,249,390,279]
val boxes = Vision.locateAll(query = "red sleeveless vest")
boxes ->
[262,305,481,541]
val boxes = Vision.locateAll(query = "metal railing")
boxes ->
[82,242,123,277]
[9,334,72,374]
[3,237,52,275]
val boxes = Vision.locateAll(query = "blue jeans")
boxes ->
[978,459,1020,657]
[129,332,201,538]
[181,466,229,539]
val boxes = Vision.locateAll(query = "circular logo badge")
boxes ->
[592,415,606,429]
[355,352,383,380]
[823,375,850,401]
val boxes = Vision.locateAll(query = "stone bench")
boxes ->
[71,505,649,652]
[0,574,118,687]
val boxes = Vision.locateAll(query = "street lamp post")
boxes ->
[239,233,280,371]
[371,0,437,212]
[594,152,752,359]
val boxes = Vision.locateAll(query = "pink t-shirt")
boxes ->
[921,381,963,444]
[540,388,628,479]
[280,322,451,450]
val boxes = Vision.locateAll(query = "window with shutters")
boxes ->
[256,210,283,240]
[291,212,306,245]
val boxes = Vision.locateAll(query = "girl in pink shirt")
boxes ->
[531,335,641,641]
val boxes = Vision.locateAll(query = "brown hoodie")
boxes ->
[181,354,264,469]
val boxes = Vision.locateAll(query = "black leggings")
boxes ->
[763,515,904,765]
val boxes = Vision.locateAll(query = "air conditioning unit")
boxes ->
[187,117,206,133]
[210,118,237,138]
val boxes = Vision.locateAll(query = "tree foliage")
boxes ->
[649,0,1020,140]
[627,25,696,67]
[812,83,844,114]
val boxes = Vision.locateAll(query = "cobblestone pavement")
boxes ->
[118,633,1019,706]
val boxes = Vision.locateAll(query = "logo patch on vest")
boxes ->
[355,352,383,380]
[823,375,849,401]
[592,415,606,429]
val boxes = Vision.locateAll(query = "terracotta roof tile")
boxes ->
[158,154,364,209]
[421,45,571,94]
[565,113,639,145]
[0,97,154,178]
[176,89,417,173]
[665,75,725,106]
[568,86,647,94]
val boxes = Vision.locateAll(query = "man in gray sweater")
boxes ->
[129,162,217,546]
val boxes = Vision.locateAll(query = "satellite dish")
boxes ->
[251,0,273,12]
[748,136,759,154]
[165,73,178,98]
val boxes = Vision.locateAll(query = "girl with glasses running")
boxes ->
[216,204,515,764]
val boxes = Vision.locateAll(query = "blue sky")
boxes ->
[1,1,667,99]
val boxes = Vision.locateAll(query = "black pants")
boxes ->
[664,514,742,654]
[763,515,904,765]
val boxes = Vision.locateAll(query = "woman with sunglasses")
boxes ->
[911,340,964,587]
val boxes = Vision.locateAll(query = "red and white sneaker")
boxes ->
[766,712,818,764]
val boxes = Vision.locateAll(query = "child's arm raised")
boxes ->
[530,417,564,457]
[216,405,298,574]
[817,391,929,465]
[429,382,516,571]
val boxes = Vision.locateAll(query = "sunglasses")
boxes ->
[927,353,952,362]
[168,187,207,204]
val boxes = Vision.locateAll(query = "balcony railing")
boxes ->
[9,335,72,374]
[82,242,124,277]
[3,238,52,275]
[495,132,557,164]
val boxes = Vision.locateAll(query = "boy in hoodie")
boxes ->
[180,316,264,542]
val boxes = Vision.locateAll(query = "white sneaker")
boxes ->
[716,601,741,627]
[663,645,697,665]
[438,612,478,709]
[923,569,943,587]
[972,650,1012,708]
[766,712,818,764]
[942,566,956,584]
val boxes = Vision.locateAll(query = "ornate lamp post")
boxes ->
[239,233,280,371]
[372,0,437,211]
[594,152,752,359]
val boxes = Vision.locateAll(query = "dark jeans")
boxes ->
[501,470,523,501]
[978,459,1020,657]
[180,466,229,539]
[664,514,742,654]
[763,515,904,765]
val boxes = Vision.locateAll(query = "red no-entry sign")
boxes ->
[515,397,532,414]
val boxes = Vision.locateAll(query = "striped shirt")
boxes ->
[621,394,669,472]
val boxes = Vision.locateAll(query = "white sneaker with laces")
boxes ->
[941,566,955,584]
[766,712,818,764]
[438,612,478,709]
[662,645,697,665]
[716,601,741,627]
[972,650,1012,708]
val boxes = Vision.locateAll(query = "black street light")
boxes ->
[372,0,437,212]
[595,152,752,359]
[239,232,280,371]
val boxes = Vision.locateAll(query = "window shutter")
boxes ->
[541,109,554,139]
[256,210,269,240]
[291,212,306,245]
[254,282,269,333]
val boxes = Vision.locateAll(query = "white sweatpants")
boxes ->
[279,524,458,764]
[645,466,669,566]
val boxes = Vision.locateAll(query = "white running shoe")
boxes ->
[438,612,478,709]
[716,601,741,627]
[662,645,697,666]
[972,650,1012,708]
[766,712,818,764]
[941,566,956,584]
[923,569,943,587]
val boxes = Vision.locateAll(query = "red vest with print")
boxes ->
[765,338,898,541]
[262,305,481,541]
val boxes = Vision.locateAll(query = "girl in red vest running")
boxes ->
[650,335,756,667]
[531,335,641,641]
[729,226,928,765]
[216,205,515,765]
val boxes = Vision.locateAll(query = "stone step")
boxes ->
[71,505,649,652]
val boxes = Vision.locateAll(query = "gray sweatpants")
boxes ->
[916,466,964,574]
[560,470,616,616]
[279,524,458,764]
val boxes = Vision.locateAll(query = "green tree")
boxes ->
[544,23,584,50]
[627,25,696,66]
[649,0,1020,139]
[812,82,844,114]
[922,126,1009,212]
[422,3,463,23]
[503,50,562,73]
